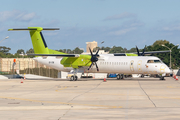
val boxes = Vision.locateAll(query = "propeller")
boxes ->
[88,48,99,71]
[136,45,146,56]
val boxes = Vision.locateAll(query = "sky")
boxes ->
[0,0,180,53]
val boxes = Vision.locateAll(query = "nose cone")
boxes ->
[159,64,171,74]
[165,66,171,73]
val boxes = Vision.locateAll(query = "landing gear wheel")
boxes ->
[75,76,78,81]
[120,74,124,79]
[117,74,120,80]
[160,76,165,80]
[70,76,74,81]
[70,76,78,81]
[141,74,144,78]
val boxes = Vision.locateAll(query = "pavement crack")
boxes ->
[67,81,103,103]
[58,106,73,120]
[138,80,157,108]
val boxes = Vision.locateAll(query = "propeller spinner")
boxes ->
[88,48,99,71]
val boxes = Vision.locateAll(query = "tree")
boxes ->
[146,41,180,69]
[73,47,83,54]
[152,40,169,47]
[0,46,11,54]
[124,48,127,53]
[16,49,25,54]
[127,47,137,53]
[26,48,34,54]
[104,47,111,52]
[109,46,124,53]
[93,47,100,52]
[67,49,72,54]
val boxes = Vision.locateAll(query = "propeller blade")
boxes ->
[95,49,99,56]
[89,48,93,56]
[136,46,140,56]
[95,62,99,71]
[141,45,146,56]
[88,48,99,71]
[88,63,93,71]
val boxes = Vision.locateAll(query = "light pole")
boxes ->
[162,44,179,68]
[0,36,9,44]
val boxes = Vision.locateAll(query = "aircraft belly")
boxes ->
[34,57,72,72]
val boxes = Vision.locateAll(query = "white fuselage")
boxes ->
[33,54,171,74]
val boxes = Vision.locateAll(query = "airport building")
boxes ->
[86,41,98,52]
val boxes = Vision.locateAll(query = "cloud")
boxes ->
[15,12,36,21]
[162,26,180,31]
[107,20,143,36]
[108,27,136,35]
[104,12,136,21]
[0,10,36,22]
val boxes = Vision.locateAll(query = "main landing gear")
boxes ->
[159,76,165,80]
[70,69,78,81]
[70,75,78,81]
[117,74,124,80]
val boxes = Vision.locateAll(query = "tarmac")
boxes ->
[0,77,180,120]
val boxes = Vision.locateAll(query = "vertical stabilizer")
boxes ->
[28,27,49,54]
[8,27,61,54]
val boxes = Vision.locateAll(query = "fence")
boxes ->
[0,58,59,78]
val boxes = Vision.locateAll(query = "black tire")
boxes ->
[141,74,144,78]
[75,76,78,81]
[120,74,124,79]
[117,74,120,80]
[70,76,74,81]
[160,76,165,80]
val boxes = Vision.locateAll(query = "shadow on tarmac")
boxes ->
[24,77,167,81]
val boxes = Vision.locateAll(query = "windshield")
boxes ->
[147,60,161,63]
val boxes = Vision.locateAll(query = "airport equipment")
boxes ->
[21,78,23,83]
[176,76,178,81]
[104,78,106,82]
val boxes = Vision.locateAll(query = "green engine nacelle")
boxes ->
[61,54,92,68]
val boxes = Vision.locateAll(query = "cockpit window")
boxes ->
[154,60,161,63]
[147,60,161,63]
[147,60,154,63]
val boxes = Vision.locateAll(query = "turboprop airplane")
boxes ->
[8,27,171,80]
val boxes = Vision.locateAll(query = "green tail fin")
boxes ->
[8,27,65,54]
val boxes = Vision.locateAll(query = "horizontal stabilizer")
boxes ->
[8,27,59,31]
[27,54,80,57]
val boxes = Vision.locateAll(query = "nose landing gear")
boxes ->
[159,73,166,80]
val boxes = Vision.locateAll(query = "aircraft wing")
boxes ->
[27,54,80,57]
[132,50,170,55]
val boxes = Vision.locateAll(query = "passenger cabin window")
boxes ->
[147,60,161,63]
